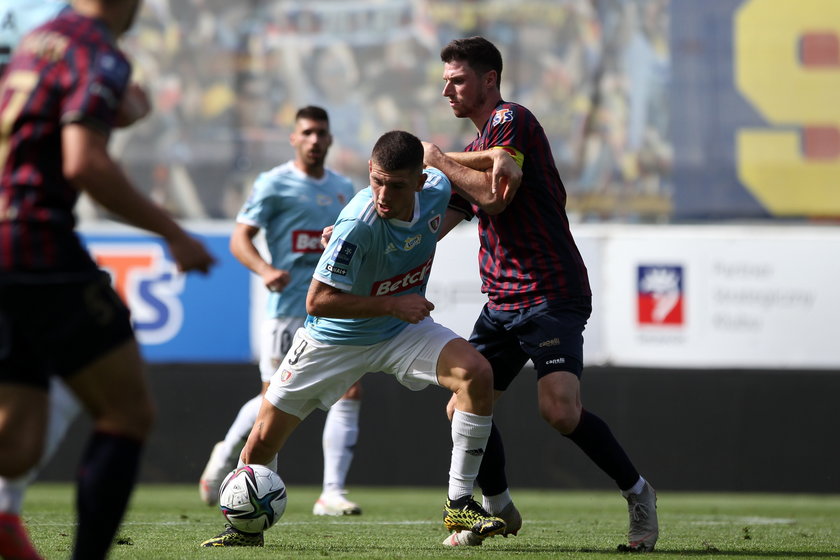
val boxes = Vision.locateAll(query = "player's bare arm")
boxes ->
[62,123,215,273]
[307,278,434,324]
[437,208,469,241]
[422,143,520,214]
[230,222,290,292]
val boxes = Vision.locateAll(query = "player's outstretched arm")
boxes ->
[62,123,215,274]
[114,83,152,128]
[422,142,520,214]
[230,223,289,292]
[307,278,434,324]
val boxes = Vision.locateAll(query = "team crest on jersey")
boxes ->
[403,235,422,251]
[338,193,347,204]
[492,108,514,126]
[428,214,441,233]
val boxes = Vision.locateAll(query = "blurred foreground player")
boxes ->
[0,1,215,559]
[0,3,156,555]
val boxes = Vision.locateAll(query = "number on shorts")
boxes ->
[279,328,293,355]
[286,338,307,366]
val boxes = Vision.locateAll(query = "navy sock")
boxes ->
[73,431,143,560]
[476,421,509,496]
[565,409,640,491]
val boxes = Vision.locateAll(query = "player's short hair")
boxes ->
[370,130,423,173]
[440,36,503,90]
[295,105,329,123]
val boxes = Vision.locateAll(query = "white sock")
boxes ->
[0,379,80,513]
[448,409,492,500]
[220,394,262,462]
[0,478,25,514]
[621,476,647,498]
[482,489,512,514]
[321,398,361,495]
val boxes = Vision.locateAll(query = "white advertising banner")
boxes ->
[601,225,840,369]
[248,221,840,370]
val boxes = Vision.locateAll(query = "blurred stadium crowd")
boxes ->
[92,0,669,222]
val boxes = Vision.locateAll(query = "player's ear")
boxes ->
[416,172,427,191]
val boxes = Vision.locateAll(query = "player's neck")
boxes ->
[295,161,325,180]
[471,94,504,131]
[73,1,131,39]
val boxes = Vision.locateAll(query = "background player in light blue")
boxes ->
[201,130,506,548]
[0,0,66,72]
[198,106,365,517]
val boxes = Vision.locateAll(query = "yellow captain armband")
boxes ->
[491,146,524,168]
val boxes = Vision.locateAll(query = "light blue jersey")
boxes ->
[0,0,66,71]
[237,161,354,317]
[306,168,450,345]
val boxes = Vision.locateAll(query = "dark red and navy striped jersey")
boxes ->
[0,8,129,283]
[450,101,591,310]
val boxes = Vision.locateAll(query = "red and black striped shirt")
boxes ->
[0,8,129,283]
[450,101,591,311]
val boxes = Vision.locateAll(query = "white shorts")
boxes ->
[265,317,459,419]
[259,316,305,382]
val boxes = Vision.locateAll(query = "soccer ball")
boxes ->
[218,465,287,533]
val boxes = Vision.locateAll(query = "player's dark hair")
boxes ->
[370,130,423,173]
[295,105,329,123]
[440,36,503,90]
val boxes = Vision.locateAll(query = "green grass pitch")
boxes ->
[22,483,840,559]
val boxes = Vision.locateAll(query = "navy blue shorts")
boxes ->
[468,297,591,391]
[0,273,135,390]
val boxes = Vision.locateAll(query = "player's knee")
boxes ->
[445,394,457,421]
[129,398,155,438]
[0,439,42,478]
[343,381,363,400]
[459,354,493,395]
[95,397,155,440]
[539,400,580,434]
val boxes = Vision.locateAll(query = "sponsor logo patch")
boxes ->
[637,265,684,325]
[326,264,347,276]
[403,234,422,251]
[492,108,514,126]
[371,255,434,296]
[332,239,357,265]
[292,230,324,253]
